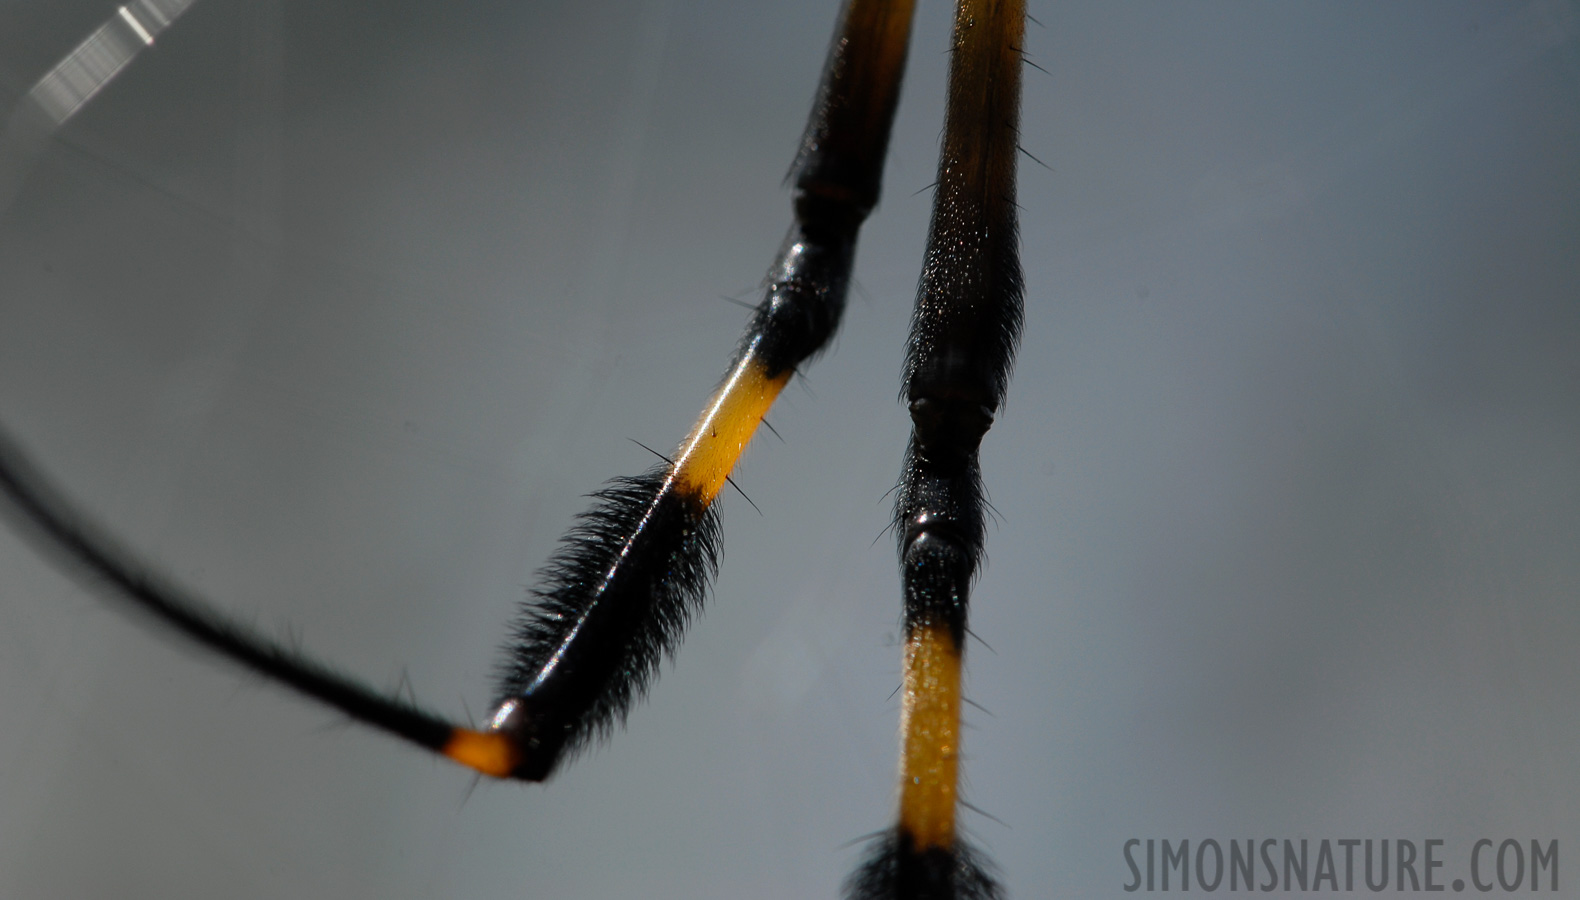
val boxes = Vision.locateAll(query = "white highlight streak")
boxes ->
[0,0,200,217]
[118,7,158,47]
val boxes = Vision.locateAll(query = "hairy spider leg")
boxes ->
[454,0,919,781]
[846,1,1025,898]
[0,0,916,784]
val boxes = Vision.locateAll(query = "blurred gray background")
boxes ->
[1,1,1576,897]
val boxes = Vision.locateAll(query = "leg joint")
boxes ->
[907,392,995,470]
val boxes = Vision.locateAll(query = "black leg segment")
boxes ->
[847,0,1025,897]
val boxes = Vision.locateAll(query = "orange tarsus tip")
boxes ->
[442,728,519,779]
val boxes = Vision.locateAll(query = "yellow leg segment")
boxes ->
[898,621,963,850]
[670,344,791,503]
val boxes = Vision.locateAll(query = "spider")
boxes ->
[3,2,1575,898]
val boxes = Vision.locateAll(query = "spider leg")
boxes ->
[847,0,1025,897]
[0,0,920,785]
[476,0,920,781]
